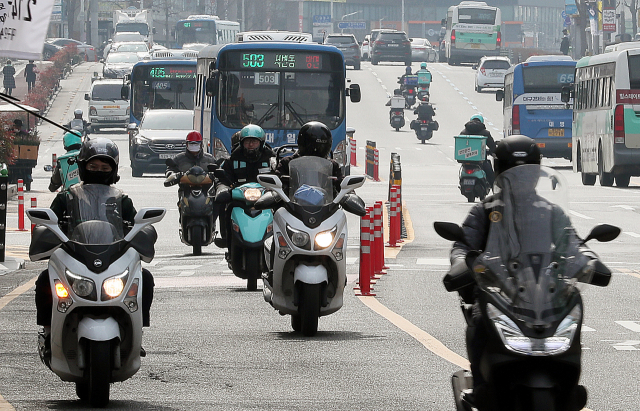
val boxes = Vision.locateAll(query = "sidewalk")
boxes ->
[3,60,53,102]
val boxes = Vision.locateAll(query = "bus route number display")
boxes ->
[148,66,196,79]
[240,52,322,70]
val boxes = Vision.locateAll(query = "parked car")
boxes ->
[371,30,411,66]
[42,43,62,60]
[46,38,98,61]
[361,35,371,60]
[473,56,511,92]
[85,79,130,132]
[324,34,361,70]
[102,52,141,79]
[411,38,438,62]
[128,109,194,176]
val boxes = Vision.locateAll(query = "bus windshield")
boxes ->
[522,66,575,93]
[458,8,497,24]
[130,63,196,121]
[176,21,214,46]
[217,71,344,129]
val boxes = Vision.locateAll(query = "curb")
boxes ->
[0,257,26,276]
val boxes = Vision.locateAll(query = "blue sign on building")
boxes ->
[313,15,331,24]
[337,21,366,30]
[565,0,578,15]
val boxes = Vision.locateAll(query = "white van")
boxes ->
[85,79,130,132]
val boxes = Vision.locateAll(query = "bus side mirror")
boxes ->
[561,86,572,103]
[152,27,157,34]
[206,72,219,97]
[121,86,129,100]
[495,89,504,101]
[348,83,361,103]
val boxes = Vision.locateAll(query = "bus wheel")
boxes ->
[598,145,614,186]
[615,174,631,187]
[581,173,596,186]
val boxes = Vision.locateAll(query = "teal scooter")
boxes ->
[227,182,273,291]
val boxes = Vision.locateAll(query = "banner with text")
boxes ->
[0,0,56,60]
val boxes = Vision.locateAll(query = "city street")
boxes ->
[0,61,638,410]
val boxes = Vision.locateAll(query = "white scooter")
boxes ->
[256,157,366,336]
[27,186,165,407]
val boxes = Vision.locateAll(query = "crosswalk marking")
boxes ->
[616,321,640,333]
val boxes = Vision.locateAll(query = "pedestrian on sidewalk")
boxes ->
[2,60,16,96]
[25,60,37,92]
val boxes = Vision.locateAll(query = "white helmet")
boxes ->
[74,109,83,117]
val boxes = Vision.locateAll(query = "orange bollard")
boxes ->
[17,180,26,231]
[31,197,37,232]
[355,212,375,296]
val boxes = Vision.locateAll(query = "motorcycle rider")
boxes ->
[397,65,413,89]
[35,137,156,362]
[65,109,90,135]
[416,62,432,92]
[460,114,497,187]
[410,95,436,131]
[213,124,275,247]
[48,131,82,192]
[165,131,219,189]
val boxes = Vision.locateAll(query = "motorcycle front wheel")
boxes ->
[191,225,202,256]
[87,340,111,407]
[298,283,321,337]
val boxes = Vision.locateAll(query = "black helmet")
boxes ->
[494,135,541,176]
[77,137,120,185]
[297,121,332,158]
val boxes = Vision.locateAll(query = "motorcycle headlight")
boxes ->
[315,226,337,250]
[243,187,262,202]
[65,269,96,300]
[487,303,581,356]
[286,225,310,248]
[102,269,129,300]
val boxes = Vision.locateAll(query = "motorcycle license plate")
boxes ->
[548,128,564,137]
[421,127,429,131]
[159,153,177,159]
[388,44,399,47]
[463,179,475,185]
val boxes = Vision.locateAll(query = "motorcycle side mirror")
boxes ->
[257,174,289,203]
[433,221,470,247]
[84,93,90,100]
[340,193,366,216]
[207,164,219,172]
[127,123,138,132]
[254,191,279,210]
[348,84,361,103]
[214,169,226,179]
[206,71,219,97]
[472,64,478,70]
[495,89,504,101]
[583,224,621,243]
[121,85,129,100]
[26,208,69,243]
[124,208,166,242]
[43,165,54,172]
[561,85,572,103]
[334,175,366,204]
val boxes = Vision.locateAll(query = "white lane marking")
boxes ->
[612,205,635,210]
[492,127,501,131]
[463,96,469,100]
[157,265,202,271]
[616,321,640,332]
[582,325,596,332]
[416,147,422,150]
[569,210,593,220]
[458,91,464,95]
[416,258,450,266]
[623,232,640,238]
[612,341,640,350]
[486,122,494,126]
[385,264,404,267]
[454,87,459,91]
[472,106,477,110]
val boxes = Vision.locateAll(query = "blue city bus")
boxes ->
[125,59,197,125]
[497,55,576,159]
[195,42,361,172]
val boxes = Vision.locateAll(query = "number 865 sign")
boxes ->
[0,0,56,60]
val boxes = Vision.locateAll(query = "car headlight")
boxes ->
[315,226,337,250]
[134,135,149,145]
[286,225,310,248]
[102,269,129,299]
[65,269,96,299]
[243,187,262,202]
[487,303,581,356]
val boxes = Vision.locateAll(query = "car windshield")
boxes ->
[217,71,344,130]
[379,33,407,41]
[482,60,510,70]
[116,43,147,52]
[106,53,139,64]
[91,84,122,100]
[113,33,144,42]
[326,36,355,44]
[141,111,194,129]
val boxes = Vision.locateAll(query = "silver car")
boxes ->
[102,52,140,79]
[411,38,438,62]
[474,56,511,92]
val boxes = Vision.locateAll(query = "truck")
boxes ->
[113,9,153,44]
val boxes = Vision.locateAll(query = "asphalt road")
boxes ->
[0,61,638,410]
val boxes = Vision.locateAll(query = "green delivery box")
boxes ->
[454,135,486,162]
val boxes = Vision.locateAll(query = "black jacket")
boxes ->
[414,103,435,120]
[460,120,496,154]
[217,146,275,189]
[166,150,219,175]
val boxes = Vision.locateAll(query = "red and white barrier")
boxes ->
[355,211,375,296]
[388,186,399,247]
[373,201,388,274]
[393,184,403,243]
[350,138,357,167]
[31,197,37,232]
[17,180,26,231]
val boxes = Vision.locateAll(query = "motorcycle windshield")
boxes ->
[476,165,590,325]
[67,184,124,244]
[289,157,334,208]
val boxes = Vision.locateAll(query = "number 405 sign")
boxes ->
[0,0,56,60]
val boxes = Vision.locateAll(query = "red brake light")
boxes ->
[512,105,520,134]
[480,68,486,75]
[375,40,383,46]
[451,29,456,45]
[496,31,502,47]
[465,168,474,174]
[614,104,625,144]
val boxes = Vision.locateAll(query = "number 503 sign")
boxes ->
[0,0,56,60]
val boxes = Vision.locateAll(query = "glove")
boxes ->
[164,172,182,187]
[465,250,482,270]
[214,187,232,203]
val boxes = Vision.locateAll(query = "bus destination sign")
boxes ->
[148,66,197,80]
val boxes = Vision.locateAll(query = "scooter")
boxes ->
[164,165,216,255]
[389,95,406,131]
[459,161,490,202]
[226,182,274,291]
[27,189,165,407]
[413,119,435,143]
[434,165,619,411]
[417,86,430,102]
[256,157,366,336]
[403,87,416,108]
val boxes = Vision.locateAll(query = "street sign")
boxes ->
[603,8,616,32]
[337,21,366,30]
[313,15,331,24]
[565,0,578,15]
